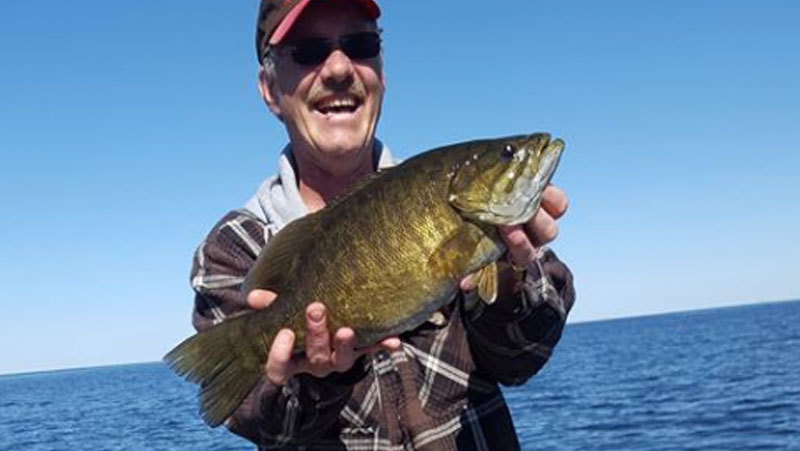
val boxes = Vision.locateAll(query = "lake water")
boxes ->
[2,300,798,450]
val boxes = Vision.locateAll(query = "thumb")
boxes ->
[460,272,477,292]
[248,289,277,310]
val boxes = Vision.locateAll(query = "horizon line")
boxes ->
[1,297,797,377]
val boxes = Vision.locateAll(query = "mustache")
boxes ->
[308,80,367,104]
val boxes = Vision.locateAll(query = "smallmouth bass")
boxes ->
[165,133,564,426]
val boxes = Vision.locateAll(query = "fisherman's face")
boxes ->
[262,1,384,177]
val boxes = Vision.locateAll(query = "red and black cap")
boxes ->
[256,0,380,62]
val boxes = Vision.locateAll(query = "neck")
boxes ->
[293,146,376,213]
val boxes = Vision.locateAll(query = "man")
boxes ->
[190,0,575,449]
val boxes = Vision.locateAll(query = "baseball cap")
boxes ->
[256,0,381,61]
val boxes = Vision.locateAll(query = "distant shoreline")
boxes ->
[569,297,800,325]
[0,361,162,379]
[2,298,797,377]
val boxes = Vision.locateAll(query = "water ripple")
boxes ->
[1,301,799,450]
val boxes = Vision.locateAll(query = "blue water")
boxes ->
[2,300,798,450]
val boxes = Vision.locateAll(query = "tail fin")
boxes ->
[164,314,267,427]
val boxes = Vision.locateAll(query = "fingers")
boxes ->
[328,329,400,373]
[266,329,296,386]
[304,302,332,367]
[379,336,402,351]
[459,273,477,291]
[526,209,559,248]
[499,185,569,266]
[331,328,357,372]
[528,185,567,246]
[500,225,537,267]
[357,335,402,356]
[265,302,403,385]
[268,303,335,384]
[247,289,277,310]
[541,185,568,219]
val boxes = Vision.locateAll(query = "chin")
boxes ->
[318,134,371,156]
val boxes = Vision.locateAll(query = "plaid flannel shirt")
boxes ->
[189,143,574,450]
[190,208,574,450]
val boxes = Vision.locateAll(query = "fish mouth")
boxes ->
[448,133,565,226]
[487,138,563,225]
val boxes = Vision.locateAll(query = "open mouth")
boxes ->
[487,139,564,225]
[313,94,363,115]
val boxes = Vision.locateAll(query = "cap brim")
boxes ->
[269,0,380,45]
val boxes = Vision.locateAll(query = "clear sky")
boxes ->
[1,1,798,375]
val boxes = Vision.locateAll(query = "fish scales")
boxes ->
[304,147,475,342]
[165,133,564,427]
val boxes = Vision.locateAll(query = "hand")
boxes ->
[460,184,568,290]
[247,290,401,386]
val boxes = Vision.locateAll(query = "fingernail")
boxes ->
[278,330,293,344]
[309,309,324,323]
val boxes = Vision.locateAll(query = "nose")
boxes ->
[319,49,355,88]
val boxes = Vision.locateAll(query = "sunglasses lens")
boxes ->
[290,38,333,65]
[287,32,381,66]
[341,32,381,60]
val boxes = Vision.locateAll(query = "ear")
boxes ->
[258,67,283,120]
[378,57,387,93]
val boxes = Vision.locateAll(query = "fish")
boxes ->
[164,133,564,427]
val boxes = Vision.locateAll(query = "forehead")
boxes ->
[287,1,376,39]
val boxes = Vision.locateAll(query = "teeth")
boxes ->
[317,97,358,112]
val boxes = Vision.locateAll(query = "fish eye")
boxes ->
[501,143,516,159]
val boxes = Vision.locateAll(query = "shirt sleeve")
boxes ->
[462,247,576,386]
[189,210,363,446]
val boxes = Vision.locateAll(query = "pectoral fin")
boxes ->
[476,262,498,305]
[427,222,504,280]
[462,262,498,313]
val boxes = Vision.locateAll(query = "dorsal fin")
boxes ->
[325,169,389,210]
[242,211,322,295]
[242,169,390,296]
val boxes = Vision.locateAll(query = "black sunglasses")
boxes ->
[278,31,382,66]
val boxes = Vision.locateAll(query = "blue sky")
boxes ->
[1,1,798,375]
